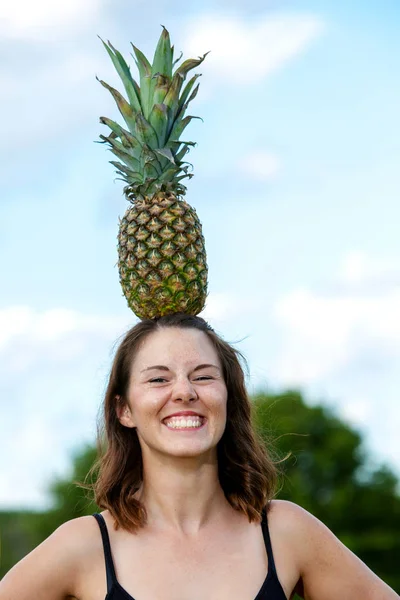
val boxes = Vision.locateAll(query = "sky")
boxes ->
[1,0,399,509]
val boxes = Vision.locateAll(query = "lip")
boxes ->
[162,411,205,421]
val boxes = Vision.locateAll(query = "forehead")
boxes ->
[132,327,221,370]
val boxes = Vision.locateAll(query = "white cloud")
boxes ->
[0,295,258,382]
[273,250,400,387]
[0,0,114,160]
[268,252,400,475]
[339,251,400,288]
[183,12,324,84]
[273,282,400,385]
[0,305,131,508]
[0,306,130,372]
[0,49,110,159]
[340,251,369,284]
[239,150,280,181]
[201,292,261,324]
[1,0,104,41]
[340,397,372,427]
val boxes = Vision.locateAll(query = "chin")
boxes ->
[163,442,216,459]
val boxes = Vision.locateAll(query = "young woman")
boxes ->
[0,314,397,600]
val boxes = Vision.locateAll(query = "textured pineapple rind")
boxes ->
[117,193,208,319]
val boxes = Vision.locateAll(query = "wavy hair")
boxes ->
[82,313,281,531]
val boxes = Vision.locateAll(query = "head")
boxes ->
[90,314,279,530]
[116,322,228,464]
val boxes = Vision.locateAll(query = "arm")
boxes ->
[282,500,399,600]
[0,517,87,600]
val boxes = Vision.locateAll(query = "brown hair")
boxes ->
[83,313,281,531]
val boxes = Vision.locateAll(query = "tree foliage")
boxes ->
[253,390,400,591]
[27,443,100,542]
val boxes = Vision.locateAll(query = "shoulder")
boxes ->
[38,514,105,571]
[57,514,108,584]
[49,513,104,556]
[267,500,398,600]
[266,499,342,563]
[266,499,311,549]
[0,514,103,599]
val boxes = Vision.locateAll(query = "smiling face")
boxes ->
[118,326,228,462]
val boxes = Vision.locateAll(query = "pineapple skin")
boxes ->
[118,191,207,319]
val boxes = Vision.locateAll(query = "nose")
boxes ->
[171,377,198,403]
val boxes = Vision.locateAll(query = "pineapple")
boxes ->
[97,26,209,319]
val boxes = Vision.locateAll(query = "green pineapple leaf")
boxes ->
[108,147,141,172]
[167,115,203,144]
[110,160,143,180]
[98,37,141,113]
[174,53,210,80]
[154,147,176,165]
[135,113,159,149]
[98,27,209,200]
[99,117,142,157]
[172,50,183,69]
[140,144,163,174]
[175,144,190,162]
[148,103,169,147]
[178,83,200,120]
[142,160,161,180]
[95,130,118,144]
[131,44,152,119]
[104,135,142,164]
[157,166,182,182]
[163,72,184,127]
[152,73,170,105]
[177,74,201,115]
[152,26,173,80]
[175,173,194,182]
[96,77,137,135]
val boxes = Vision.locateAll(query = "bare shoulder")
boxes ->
[0,515,101,600]
[267,499,399,600]
[267,499,306,531]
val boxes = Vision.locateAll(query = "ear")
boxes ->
[115,396,136,428]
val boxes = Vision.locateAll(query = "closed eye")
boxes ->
[149,376,213,383]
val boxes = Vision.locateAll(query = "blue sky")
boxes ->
[1,0,399,509]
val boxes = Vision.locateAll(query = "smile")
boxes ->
[163,416,206,430]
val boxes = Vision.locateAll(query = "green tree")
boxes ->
[28,443,100,542]
[0,511,40,577]
[0,445,99,578]
[252,390,400,592]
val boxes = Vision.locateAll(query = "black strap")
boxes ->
[93,513,117,593]
[261,505,277,576]
[93,508,277,588]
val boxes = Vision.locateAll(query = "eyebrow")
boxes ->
[141,363,220,373]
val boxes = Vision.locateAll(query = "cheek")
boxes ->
[129,389,165,422]
[209,387,228,418]
[142,400,161,419]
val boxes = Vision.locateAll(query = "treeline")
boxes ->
[1,390,399,592]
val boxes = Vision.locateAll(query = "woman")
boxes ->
[0,314,398,599]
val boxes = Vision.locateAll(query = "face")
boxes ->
[118,327,228,462]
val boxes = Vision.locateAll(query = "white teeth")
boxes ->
[164,416,204,429]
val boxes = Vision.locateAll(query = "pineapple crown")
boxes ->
[96,26,209,201]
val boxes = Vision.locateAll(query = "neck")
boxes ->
[136,451,232,535]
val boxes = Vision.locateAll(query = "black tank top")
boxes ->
[93,508,287,600]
